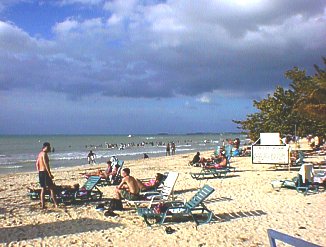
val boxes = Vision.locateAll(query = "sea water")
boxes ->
[0,133,247,174]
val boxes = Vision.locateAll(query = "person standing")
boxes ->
[166,143,171,156]
[87,150,96,164]
[171,142,176,155]
[35,142,58,209]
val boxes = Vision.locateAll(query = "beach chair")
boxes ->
[138,184,215,227]
[272,164,317,195]
[190,167,227,180]
[97,160,124,186]
[190,157,235,180]
[125,172,179,208]
[60,176,103,203]
[267,229,321,247]
[139,172,168,193]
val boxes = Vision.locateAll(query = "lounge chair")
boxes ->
[190,158,235,180]
[97,160,124,186]
[137,184,215,227]
[267,229,321,247]
[125,172,179,208]
[61,176,103,203]
[28,176,103,204]
[138,172,168,193]
[271,164,317,195]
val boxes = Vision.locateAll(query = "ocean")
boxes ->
[0,133,247,174]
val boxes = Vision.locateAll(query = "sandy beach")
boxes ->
[0,150,325,247]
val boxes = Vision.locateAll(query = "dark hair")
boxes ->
[156,173,164,181]
[107,160,112,165]
[123,168,130,175]
[43,142,51,148]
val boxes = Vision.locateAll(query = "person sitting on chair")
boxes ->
[136,173,164,192]
[204,152,227,169]
[115,168,140,201]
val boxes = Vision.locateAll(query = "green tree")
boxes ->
[234,58,326,141]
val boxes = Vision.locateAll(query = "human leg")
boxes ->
[49,186,58,208]
[114,187,122,200]
[40,188,46,208]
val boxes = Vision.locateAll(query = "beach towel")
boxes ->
[299,163,314,182]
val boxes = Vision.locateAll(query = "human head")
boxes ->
[122,168,130,177]
[42,142,51,152]
[107,160,112,166]
[155,173,164,181]
[197,152,200,156]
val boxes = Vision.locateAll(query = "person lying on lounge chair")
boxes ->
[115,168,140,201]
[83,160,114,179]
[136,173,164,192]
[204,153,227,169]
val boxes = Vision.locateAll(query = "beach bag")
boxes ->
[106,198,123,211]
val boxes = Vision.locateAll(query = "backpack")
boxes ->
[106,198,123,211]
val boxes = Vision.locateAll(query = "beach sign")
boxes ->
[252,133,289,164]
[252,144,289,164]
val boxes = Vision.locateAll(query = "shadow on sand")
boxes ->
[212,210,267,223]
[0,218,124,244]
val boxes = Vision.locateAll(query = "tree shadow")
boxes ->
[0,218,124,244]
[212,210,267,222]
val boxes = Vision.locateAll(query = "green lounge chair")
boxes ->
[138,184,215,226]
[69,176,103,203]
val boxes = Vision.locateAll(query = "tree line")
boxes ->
[233,57,326,141]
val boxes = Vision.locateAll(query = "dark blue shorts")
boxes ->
[39,171,54,188]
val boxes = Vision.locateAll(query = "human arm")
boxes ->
[42,153,53,178]
[116,177,126,190]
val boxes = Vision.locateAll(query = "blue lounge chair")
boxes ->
[138,184,215,226]
[267,229,321,247]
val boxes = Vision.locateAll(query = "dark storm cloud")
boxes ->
[0,0,325,100]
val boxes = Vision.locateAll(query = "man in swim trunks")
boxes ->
[115,168,140,201]
[35,142,58,209]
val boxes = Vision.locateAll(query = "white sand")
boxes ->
[0,151,325,246]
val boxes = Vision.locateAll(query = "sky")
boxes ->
[0,0,325,135]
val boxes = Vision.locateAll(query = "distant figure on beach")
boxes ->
[143,153,149,159]
[35,142,58,209]
[115,168,140,201]
[205,152,227,169]
[171,142,176,155]
[233,138,240,149]
[52,147,55,153]
[192,152,201,164]
[166,143,171,156]
[87,150,96,165]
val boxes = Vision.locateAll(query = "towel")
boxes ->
[299,163,314,182]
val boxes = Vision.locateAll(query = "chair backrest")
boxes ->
[267,229,321,247]
[160,172,179,198]
[82,176,101,190]
[224,144,233,157]
[185,185,215,210]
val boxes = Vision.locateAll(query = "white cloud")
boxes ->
[52,18,79,34]
[197,96,211,104]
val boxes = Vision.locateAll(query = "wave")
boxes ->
[0,165,23,169]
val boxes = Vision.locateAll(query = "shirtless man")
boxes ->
[35,142,58,208]
[115,168,140,201]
